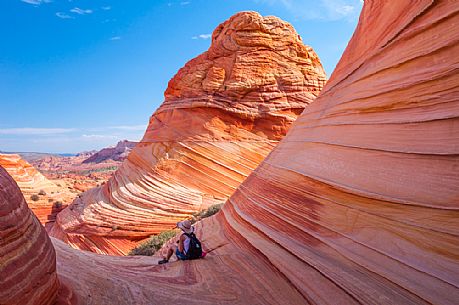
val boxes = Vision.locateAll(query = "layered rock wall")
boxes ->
[51,11,327,255]
[7,2,459,304]
[0,154,68,226]
[0,167,59,305]
[217,1,459,304]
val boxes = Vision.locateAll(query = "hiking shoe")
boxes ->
[158,259,169,265]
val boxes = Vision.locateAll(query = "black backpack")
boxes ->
[184,232,202,259]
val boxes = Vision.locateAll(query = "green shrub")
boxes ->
[200,203,222,218]
[53,201,63,209]
[129,229,178,256]
[128,204,223,256]
[192,203,223,222]
[30,194,40,201]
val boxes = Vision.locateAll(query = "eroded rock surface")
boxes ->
[0,154,70,226]
[50,11,327,255]
[0,167,59,305]
[5,2,459,304]
[217,1,459,304]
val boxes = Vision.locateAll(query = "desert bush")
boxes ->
[53,201,63,209]
[30,194,40,201]
[129,229,178,256]
[48,198,54,203]
[38,189,46,196]
[192,203,223,223]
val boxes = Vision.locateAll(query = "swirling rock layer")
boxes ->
[41,2,459,304]
[218,1,459,304]
[0,154,69,226]
[0,166,59,305]
[51,11,327,255]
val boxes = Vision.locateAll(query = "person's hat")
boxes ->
[177,220,194,234]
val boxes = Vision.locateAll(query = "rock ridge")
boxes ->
[50,11,327,255]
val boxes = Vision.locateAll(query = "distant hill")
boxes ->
[82,140,137,164]
[0,151,76,162]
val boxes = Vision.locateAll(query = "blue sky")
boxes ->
[0,0,362,153]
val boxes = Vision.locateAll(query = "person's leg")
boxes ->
[159,245,176,264]
[165,245,176,260]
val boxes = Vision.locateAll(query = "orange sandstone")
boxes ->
[0,154,69,226]
[3,2,459,304]
[217,1,459,304]
[0,167,59,305]
[51,11,327,255]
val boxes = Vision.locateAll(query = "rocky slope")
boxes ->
[56,2,458,303]
[214,1,459,304]
[82,140,137,163]
[2,2,459,304]
[0,153,70,226]
[50,11,327,255]
[0,167,59,305]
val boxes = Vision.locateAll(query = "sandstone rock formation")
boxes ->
[82,140,137,163]
[0,167,59,305]
[4,2,459,304]
[213,1,459,304]
[50,11,327,255]
[0,153,69,226]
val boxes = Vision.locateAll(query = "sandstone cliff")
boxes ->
[0,167,59,305]
[50,11,327,255]
[3,2,459,304]
[213,1,459,304]
[0,153,69,226]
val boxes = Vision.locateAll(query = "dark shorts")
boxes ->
[175,248,187,260]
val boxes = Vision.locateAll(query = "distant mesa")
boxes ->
[31,140,136,174]
[50,11,327,255]
[82,140,137,164]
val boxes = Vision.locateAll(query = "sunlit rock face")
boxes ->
[218,1,459,304]
[42,2,459,304]
[50,11,327,255]
[0,167,59,305]
[0,154,68,226]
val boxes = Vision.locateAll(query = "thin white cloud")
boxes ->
[0,125,146,135]
[321,0,356,18]
[255,0,362,21]
[107,125,146,131]
[0,128,76,135]
[1,125,145,152]
[180,1,191,5]
[70,7,93,15]
[110,36,121,41]
[192,33,211,40]
[82,134,118,139]
[56,12,74,19]
[101,6,111,10]
[21,0,52,5]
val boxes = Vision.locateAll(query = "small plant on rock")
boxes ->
[53,201,63,209]
[129,230,178,256]
[30,194,40,201]
[38,189,46,196]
